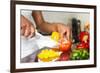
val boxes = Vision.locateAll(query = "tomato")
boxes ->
[59,40,72,52]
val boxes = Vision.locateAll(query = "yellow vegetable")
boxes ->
[51,32,60,42]
[38,49,59,62]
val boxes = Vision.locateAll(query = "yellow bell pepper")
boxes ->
[51,32,60,42]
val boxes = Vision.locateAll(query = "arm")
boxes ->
[32,11,71,40]
[32,11,57,34]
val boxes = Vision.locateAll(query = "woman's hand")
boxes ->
[56,23,71,40]
[21,15,35,38]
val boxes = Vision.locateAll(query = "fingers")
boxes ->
[60,31,69,40]
[24,25,31,37]
[66,31,70,40]
[21,15,35,38]
[21,24,35,38]
[58,25,71,40]
[21,26,25,36]
[66,27,71,40]
[28,25,35,38]
[60,32,65,39]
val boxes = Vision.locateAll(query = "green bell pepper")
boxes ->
[70,49,89,60]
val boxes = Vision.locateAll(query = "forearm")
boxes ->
[32,11,57,33]
[38,22,57,33]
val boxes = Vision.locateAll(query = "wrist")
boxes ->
[37,22,58,34]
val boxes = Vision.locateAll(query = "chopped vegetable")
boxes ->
[79,31,89,43]
[77,42,89,49]
[77,31,90,50]
[70,49,89,60]
[38,49,60,62]
[51,32,60,42]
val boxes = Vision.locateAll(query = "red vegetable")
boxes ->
[59,40,72,52]
[79,31,89,43]
[77,42,89,49]
[58,52,70,61]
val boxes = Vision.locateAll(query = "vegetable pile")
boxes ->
[58,31,89,61]
[37,31,90,62]
[70,49,89,60]
[38,49,60,62]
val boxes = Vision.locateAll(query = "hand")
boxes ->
[21,15,35,38]
[56,23,71,40]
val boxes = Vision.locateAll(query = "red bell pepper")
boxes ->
[77,42,89,49]
[79,31,89,43]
